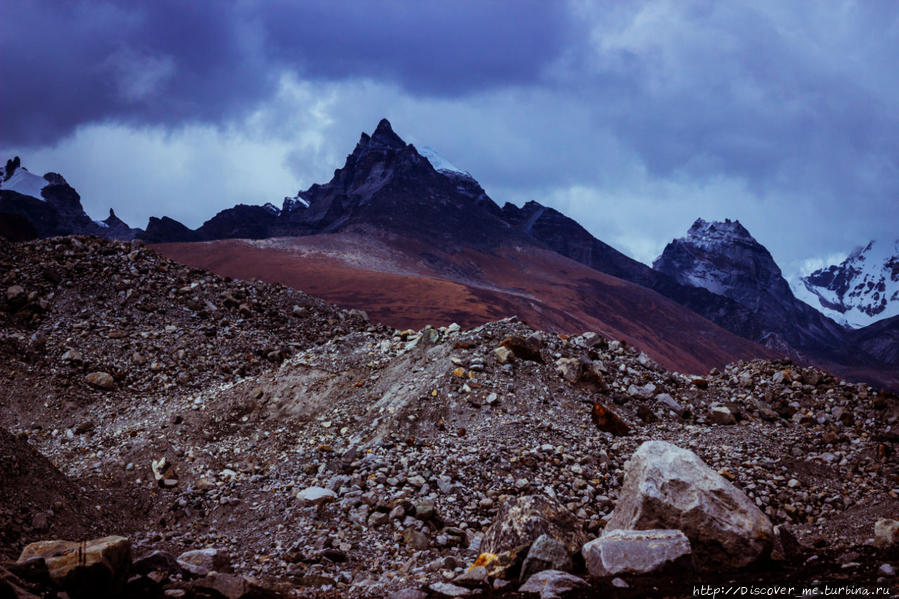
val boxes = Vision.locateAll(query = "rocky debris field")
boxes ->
[1,236,898,598]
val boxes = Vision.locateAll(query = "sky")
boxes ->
[1,1,897,281]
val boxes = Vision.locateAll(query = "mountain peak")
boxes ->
[370,118,405,148]
[794,237,899,328]
[686,218,754,245]
[655,218,789,303]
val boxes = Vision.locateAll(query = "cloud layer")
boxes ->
[1,1,897,277]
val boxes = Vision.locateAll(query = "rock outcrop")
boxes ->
[606,440,773,570]
[17,535,131,597]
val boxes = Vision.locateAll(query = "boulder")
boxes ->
[402,528,429,550]
[84,371,115,390]
[493,346,515,364]
[499,335,544,363]
[518,570,588,599]
[582,529,691,577]
[655,393,684,416]
[591,403,630,436]
[709,405,736,425]
[177,547,232,576]
[296,486,337,507]
[554,358,583,383]
[874,519,899,550]
[17,535,131,597]
[453,565,488,587]
[627,383,656,400]
[482,495,588,556]
[520,534,572,580]
[605,441,773,570]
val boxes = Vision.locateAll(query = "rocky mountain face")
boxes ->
[1,237,897,598]
[143,119,512,249]
[793,240,899,328]
[653,219,855,361]
[0,157,140,241]
[501,202,767,340]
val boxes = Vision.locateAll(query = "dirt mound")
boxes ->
[0,235,378,434]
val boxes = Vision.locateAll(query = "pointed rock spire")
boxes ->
[370,118,406,148]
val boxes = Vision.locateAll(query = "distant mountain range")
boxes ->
[2,120,897,389]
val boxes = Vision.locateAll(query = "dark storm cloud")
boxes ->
[0,0,573,146]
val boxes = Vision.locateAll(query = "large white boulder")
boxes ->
[606,440,773,570]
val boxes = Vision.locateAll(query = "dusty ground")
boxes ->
[1,236,897,598]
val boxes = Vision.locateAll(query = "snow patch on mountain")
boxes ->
[418,146,471,178]
[789,279,849,326]
[793,239,899,328]
[282,195,309,213]
[0,167,49,200]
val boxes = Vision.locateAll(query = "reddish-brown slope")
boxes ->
[153,233,778,374]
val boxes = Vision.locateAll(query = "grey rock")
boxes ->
[454,565,488,587]
[709,405,736,425]
[428,582,472,596]
[296,486,337,507]
[520,534,572,580]
[60,349,82,363]
[415,500,435,521]
[482,495,588,556]
[402,528,429,550]
[627,383,656,399]
[368,511,389,527]
[583,529,691,577]
[177,547,231,577]
[518,570,588,599]
[655,393,684,415]
[606,441,773,570]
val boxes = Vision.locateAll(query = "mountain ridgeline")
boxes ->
[2,119,897,389]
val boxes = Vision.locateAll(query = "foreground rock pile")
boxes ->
[1,236,897,598]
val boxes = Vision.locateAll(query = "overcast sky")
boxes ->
[2,1,897,280]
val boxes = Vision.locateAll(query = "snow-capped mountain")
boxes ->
[0,156,140,240]
[792,240,899,328]
[1,157,51,199]
[653,218,847,360]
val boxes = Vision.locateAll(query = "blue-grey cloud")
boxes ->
[0,0,573,146]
